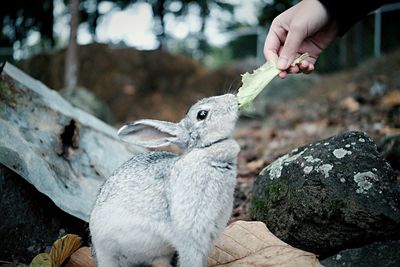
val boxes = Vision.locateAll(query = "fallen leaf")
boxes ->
[29,253,52,267]
[207,221,322,267]
[379,127,400,135]
[340,97,360,112]
[50,234,82,267]
[246,159,265,173]
[65,247,97,267]
[381,90,400,106]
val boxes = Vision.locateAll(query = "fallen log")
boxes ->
[0,62,144,222]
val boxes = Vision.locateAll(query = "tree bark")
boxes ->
[64,0,79,88]
[152,0,166,50]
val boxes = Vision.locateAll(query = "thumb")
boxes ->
[277,27,306,70]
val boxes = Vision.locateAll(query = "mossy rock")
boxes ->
[251,131,400,258]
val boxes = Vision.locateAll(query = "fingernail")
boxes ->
[277,57,288,69]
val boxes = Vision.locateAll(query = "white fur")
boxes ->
[89,94,240,267]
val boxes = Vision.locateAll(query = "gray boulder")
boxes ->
[251,131,400,258]
[321,240,400,267]
[0,62,144,221]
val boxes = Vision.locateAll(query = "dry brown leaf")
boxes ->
[379,127,400,135]
[340,97,360,112]
[381,90,400,106]
[246,159,265,173]
[50,234,82,267]
[207,221,322,267]
[65,247,97,267]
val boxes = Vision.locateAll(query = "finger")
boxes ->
[264,46,279,65]
[264,25,285,64]
[277,25,307,70]
[279,71,288,79]
[287,65,300,73]
[301,63,314,74]
[299,60,309,70]
[297,42,319,65]
[304,64,315,74]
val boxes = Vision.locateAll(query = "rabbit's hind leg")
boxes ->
[175,245,207,267]
[119,224,175,266]
[94,248,119,267]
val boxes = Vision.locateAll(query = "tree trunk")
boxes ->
[42,0,55,48]
[152,0,166,50]
[88,0,99,43]
[64,0,79,89]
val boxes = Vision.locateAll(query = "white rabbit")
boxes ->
[89,94,240,267]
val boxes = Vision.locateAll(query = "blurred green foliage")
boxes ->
[1,0,400,73]
[0,0,234,50]
[0,0,54,47]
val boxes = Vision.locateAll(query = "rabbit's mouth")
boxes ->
[200,137,230,148]
[223,94,239,116]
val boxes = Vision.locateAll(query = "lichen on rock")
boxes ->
[261,150,305,180]
[333,148,352,159]
[354,171,378,194]
[316,164,333,178]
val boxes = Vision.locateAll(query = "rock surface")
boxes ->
[0,62,144,221]
[321,240,400,267]
[251,131,400,257]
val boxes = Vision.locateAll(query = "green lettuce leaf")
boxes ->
[237,53,309,108]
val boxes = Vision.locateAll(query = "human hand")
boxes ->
[264,0,338,78]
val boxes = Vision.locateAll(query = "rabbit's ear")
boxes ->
[117,119,187,148]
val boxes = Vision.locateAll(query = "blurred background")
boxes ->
[1,0,400,122]
[2,0,400,68]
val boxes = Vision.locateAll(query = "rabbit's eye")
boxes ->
[197,110,208,121]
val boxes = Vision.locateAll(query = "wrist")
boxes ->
[309,0,331,25]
